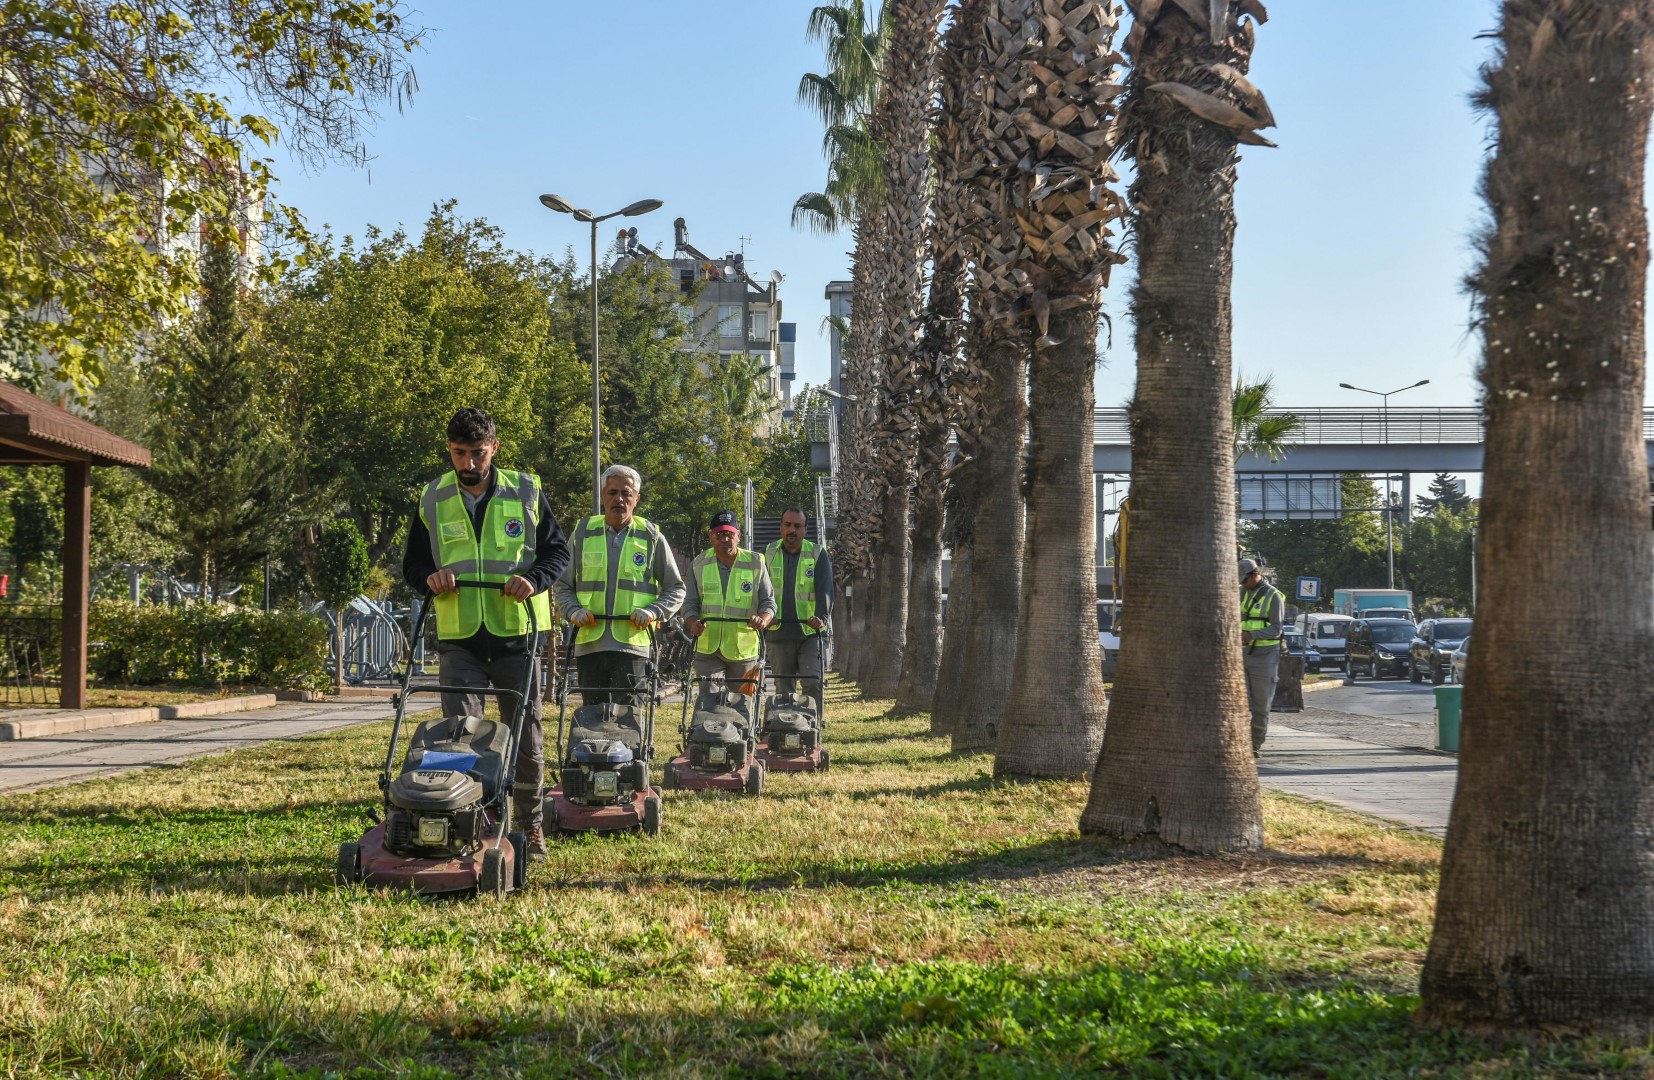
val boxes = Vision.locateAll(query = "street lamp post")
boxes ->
[1338,379,1430,589]
[538,194,664,514]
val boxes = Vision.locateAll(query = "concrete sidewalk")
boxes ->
[0,699,395,795]
[1259,723,1456,836]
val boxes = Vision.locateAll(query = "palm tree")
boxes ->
[858,0,950,700]
[1421,2,1654,1036]
[1080,0,1273,848]
[792,1,888,683]
[978,0,1128,779]
[895,0,982,714]
[1232,375,1301,462]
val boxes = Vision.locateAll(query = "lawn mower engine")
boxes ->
[561,739,650,806]
[688,696,752,771]
[385,715,506,858]
[763,695,819,755]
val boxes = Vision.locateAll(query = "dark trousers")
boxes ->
[575,651,649,707]
[437,641,543,829]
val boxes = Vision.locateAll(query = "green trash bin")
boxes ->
[1434,685,1463,752]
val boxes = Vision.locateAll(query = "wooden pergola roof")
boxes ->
[0,382,151,711]
[0,383,151,467]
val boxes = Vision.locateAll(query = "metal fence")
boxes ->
[0,606,60,706]
[1098,406,1654,446]
[311,596,431,686]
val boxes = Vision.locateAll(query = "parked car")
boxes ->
[1409,618,1473,686]
[1295,613,1354,671]
[1450,635,1470,685]
[1283,629,1323,673]
[1345,618,1419,681]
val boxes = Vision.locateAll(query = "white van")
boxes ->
[1296,613,1354,671]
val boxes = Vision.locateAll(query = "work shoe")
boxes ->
[525,827,548,858]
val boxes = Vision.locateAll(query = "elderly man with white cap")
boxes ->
[1239,557,1286,753]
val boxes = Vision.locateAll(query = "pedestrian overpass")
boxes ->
[1093,405,1654,473]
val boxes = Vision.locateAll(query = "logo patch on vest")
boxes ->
[741,580,753,593]
[504,518,524,538]
[632,551,647,567]
[804,567,815,578]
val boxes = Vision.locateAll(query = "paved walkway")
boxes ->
[0,699,395,795]
[1259,723,1456,836]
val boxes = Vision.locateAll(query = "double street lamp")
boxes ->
[538,193,664,514]
[1339,379,1430,588]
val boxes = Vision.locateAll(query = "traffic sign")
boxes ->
[1296,576,1322,602]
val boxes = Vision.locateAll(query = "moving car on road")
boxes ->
[1409,618,1473,686]
[1345,618,1419,681]
[1295,613,1354,672]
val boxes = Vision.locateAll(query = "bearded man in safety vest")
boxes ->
[551,464,685,708]
[1239,557,1286,754]
[764,507,833,713]
[683,509,775,697]
[402,407,570,854]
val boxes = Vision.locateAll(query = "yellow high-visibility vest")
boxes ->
[571,515,661,648]
[763,538,817,634]
[418,468,551,639]
[693,549,761,660]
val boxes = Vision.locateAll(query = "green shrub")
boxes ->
[89,602,330,690]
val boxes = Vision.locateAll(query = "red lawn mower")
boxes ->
[544,617,664,836]
[757,620,829,774]
[336,581,540,898]
[662,618,767,795]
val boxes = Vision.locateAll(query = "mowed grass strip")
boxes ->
[0,683,1645,1078]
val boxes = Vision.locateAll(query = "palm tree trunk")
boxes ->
[862,483,910,698]
[895,466,943,710]
[1421,1,1654,1036]
[951,330,1026,752]
[930,512,972,734]
[993,305,1107,777]
[1079,0,1264,850]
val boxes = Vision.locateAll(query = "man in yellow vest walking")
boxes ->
[684,509,774,697]
[764,507,833,713]
[402,408,570,854]
[1240,557,1286,754]
[552,464,685,707]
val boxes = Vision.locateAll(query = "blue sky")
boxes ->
[264,0,1648,411]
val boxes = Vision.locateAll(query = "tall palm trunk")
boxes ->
[896,0,977,713]
[994,306,1108,776]
[860,0,949,700]
[1421,1,1654,1036]
[930,481,972,734]
[1080,0,1268,848]
[951,324,1026,751]
[978,0,1126,778]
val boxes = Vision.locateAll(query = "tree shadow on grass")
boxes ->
[553,833,1393,897]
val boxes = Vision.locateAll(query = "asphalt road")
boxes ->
[1282,677,1448,752]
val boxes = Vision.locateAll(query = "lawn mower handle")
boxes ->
[382,579,543,806]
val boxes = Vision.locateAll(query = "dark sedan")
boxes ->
[1345,618,1419,681]
[1409,618,1472,686]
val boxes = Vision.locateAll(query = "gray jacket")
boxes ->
[552,515,685,658]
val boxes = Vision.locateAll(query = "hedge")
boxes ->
[89,602,330,690]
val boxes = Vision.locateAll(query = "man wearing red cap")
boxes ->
[683,509,775,696]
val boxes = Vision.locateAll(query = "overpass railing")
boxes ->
[1097,407,1654,445]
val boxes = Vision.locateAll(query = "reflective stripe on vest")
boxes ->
[693,549,760,660]
[418,468,552,640]
[1241,585,1283,648]
[571,514,659,647]
[763,539,817,634]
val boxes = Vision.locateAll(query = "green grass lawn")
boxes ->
[0,684,1644,1077]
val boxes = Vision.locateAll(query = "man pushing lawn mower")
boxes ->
[402,408,570,858]
[664,509,775,794]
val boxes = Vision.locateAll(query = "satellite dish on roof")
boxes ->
[770,270,784,285]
